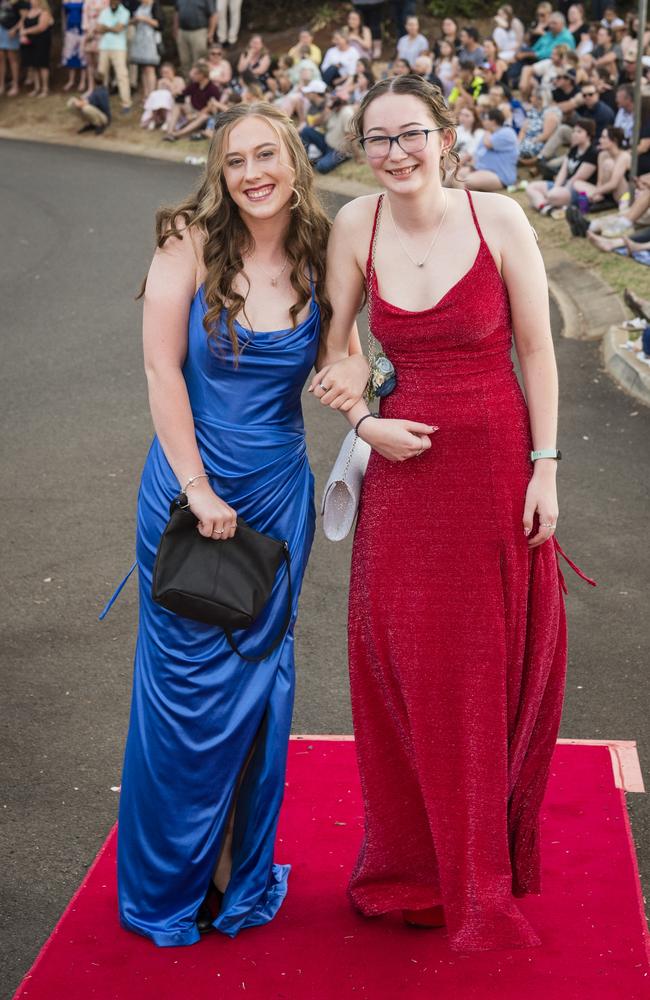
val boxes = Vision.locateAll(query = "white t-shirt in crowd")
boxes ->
[321,44,359,79]
[455,124,485,158]
[396,32,429,66]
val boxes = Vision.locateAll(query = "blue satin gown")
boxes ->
[116,279,320,946]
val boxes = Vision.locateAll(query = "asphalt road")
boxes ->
[1,140,648,998]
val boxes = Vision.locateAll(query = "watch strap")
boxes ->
[531,448,562,461]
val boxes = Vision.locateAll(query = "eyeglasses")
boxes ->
[581,90,597,96]
[359,127,445,159]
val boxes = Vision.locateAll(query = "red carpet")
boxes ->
[14,741,650,1000]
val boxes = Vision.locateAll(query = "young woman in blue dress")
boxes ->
[116,103,368,946]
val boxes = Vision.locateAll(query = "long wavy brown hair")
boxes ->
[146,103,332,359]
[350,74,459,181]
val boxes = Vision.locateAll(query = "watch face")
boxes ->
[556,450,562,460]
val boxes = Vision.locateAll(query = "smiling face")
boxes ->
[360,93,450,193]
[222,116,295,223]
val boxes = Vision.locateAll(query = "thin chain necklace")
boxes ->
[388,191,448,268]
[245,254,289,287]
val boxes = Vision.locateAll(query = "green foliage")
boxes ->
[426,0,493,18]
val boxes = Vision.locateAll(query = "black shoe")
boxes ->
[566,204,589,238]
[94,125,106,135]
[77,123,94,134]
[196,880,224,934]
[537,158,557,181]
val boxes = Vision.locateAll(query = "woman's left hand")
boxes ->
[309,354,370,411]
[523,464,559,548]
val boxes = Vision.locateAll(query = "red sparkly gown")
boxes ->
[347,189,593,953]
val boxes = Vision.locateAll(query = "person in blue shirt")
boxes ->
[457,107,519,190]
[532,11,576,60]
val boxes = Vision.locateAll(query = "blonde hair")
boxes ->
[145,103,332,359]
[350,75,459,180]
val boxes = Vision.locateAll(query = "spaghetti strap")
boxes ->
[308,262,316,303]
[365,193,384,279]
[465,189,485,245]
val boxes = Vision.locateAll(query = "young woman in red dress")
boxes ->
[311,75,594,953]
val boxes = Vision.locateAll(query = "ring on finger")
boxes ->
[319,383,328,391]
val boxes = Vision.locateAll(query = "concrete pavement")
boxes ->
[1,139,648,998]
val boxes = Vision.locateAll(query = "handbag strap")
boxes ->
[224,544,293,663]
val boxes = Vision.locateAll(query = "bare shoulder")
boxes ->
[154,216,206,289]
[465,189,528,227]
[465,190,538,249]
[331,193,381,266]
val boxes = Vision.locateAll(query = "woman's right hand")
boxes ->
[185,480,237,540]
[359,418,438,462]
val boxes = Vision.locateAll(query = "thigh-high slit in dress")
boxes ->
[113,280,320,946]
[347,190,595,952]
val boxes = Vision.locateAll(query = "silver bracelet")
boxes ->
[182,472,210,492]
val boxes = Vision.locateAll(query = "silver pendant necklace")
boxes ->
[388,192,449,268]
[246,254,289,287]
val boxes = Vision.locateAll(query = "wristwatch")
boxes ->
[530,448,562,461]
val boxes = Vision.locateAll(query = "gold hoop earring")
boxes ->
[290,186,302,210]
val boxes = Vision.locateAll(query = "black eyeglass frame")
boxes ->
[358,126,446,157]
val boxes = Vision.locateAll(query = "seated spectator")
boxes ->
[207,43,232,86]
[592,25,621,79]
[389,57,411,77]
[435,38,459,95]
[518,87,562,161]
[288,27,321,66]
[346,9,372,58]
[505,1,553,89]
[565,125,630,224]
[440,16,460,52]
[396,15,429,67]
[448,58,489,104]
[586,175,650,237]
[525,117,597,213]
[321,29,358,87]
[457,26,486,67]
[67,68,110,133]
[455,104,485,161]
[519,40,573,99]
[411,53,443,90]
[140,62,185,129]
[591,64,616,110]
[236,34,270,88]
[601,4,624,30]
[531,11,576,61]
[567,3,588,47]
[571,79,615,136]
[336,56,375,103]
[457,107,519,190]
[287,45,321,87]
[492,5,524,62]
[163,59,221,140]
[482,39,508,81]
[300,91,354,173]
[276,76,324,127]
[614,83,634,142]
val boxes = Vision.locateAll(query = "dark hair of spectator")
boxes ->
[351,74,459,180]
[598,25,614,40]
[459,59,478,72]
[462,26,480,43]
[573,116,596,139]
[603,126,625,146]
[483,107,505,125]
[617,83,634,99]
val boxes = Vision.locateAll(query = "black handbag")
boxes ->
[151,494,292,663]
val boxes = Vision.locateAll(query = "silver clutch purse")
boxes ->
[321,429,371,541]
